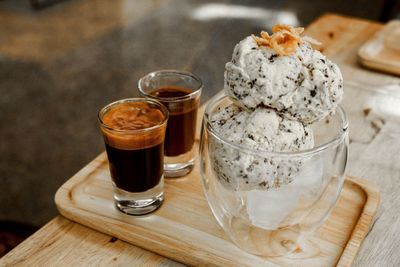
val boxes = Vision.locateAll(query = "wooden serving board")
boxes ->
[358,20,400,76]
[55,152,380,267]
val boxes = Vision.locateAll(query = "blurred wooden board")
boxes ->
[358,20,400,75]
[54,152,379,267]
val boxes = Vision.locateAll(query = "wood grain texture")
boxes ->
[1,14,399,267]
[52,150,379,267]
[306,14,400,267]
[358,20,400,76]
[0,216,182,267]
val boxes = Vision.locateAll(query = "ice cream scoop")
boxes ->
[224,36,343,124]
[209,104,314,190]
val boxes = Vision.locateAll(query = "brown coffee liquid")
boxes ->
[150,86,199,157]
[105,143,163,192]
[100,102,166,192]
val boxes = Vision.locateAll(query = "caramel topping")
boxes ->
[252,24,320,56]
[100,102,167,150]
[272,24,304,35]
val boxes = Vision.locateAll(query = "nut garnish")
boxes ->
[252,24,321,56]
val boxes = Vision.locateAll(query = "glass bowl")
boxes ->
[199,94,348,257]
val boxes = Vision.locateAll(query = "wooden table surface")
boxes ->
[2,14,400,266]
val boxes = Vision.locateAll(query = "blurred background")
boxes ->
[0,0,399,256]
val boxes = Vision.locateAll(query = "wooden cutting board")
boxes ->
[358,20,400,76]
[55,152,380,267]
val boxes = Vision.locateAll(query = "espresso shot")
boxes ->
[105,143,163,192]
[98,99,168,215]
[138,70,202,178]
[150,86,199,157]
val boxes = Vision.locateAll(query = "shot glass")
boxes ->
[98,98,169,215]
[138,70,202,178]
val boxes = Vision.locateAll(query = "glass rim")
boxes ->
[204,94,349,157]
[138,69,203,102]
[98,98,169,134]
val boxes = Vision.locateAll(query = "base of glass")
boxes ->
[113,178,164,216]
[227,217,302,257]
[115,194,164,215]
[164,160,195,178]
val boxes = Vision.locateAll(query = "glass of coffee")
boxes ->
[138,70,202,178]
[98,98,169,215]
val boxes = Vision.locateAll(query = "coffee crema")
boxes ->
[101,102,166,150]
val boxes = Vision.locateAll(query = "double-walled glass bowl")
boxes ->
[199,94,348,257]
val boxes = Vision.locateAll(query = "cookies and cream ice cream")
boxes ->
[211,104,314,152]
[209,104,314,190]
[224,26,343,124]
[210,25,343,191]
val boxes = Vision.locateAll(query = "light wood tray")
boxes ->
[55,152,380,267]
[358,20,400,75]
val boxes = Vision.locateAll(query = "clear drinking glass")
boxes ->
[98,98,169,215]
[138,70,202,178]
[199,94,348,256]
